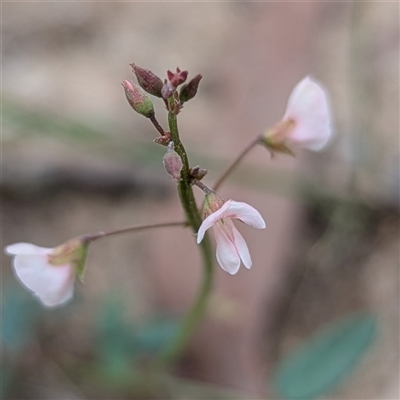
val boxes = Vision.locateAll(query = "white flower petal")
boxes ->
[40,275,75,307]
[197,200,232,243]
[5,243,53,256]
[214,223,241,275]
[223,201,266,229]
[13,254,74,307]
[283,76,332,151]
[231,224,252,269]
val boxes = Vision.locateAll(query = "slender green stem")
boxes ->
[155,108,214,367]
[157,232,214,366]
[213,135,262,191]
[168,111,200,228]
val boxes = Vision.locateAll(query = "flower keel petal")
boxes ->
[231,225,252,269]
[214,224,241,275]
[13,254,74,307]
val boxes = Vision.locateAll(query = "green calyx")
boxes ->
[48,238,89,282]
[203,192,224,218]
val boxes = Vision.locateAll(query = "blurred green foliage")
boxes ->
[273,313,378,399]
[2,286,41,351]
[95,295,179,374]
[3,98,163,165]
[1,286,42,397]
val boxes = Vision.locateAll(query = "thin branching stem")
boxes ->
[213,135,262,191]
[84,221,187,242]
[150,114,167,136]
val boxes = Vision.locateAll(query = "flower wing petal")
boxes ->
[223,201,266,229]
[13,254,74,307]
[231,225,252,269]
[214,224,241,275]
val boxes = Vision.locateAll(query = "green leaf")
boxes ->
[273,313,378,400]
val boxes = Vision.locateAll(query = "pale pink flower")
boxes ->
[197,200,266,275]
[264,76,332,154]
[5,239,86,307]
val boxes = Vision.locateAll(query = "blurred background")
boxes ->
[1,2,399,399]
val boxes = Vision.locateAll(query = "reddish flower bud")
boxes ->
[190,165,208,181]
[180,74,203,103]
[167,68,188,88]
[163,142,183,181]
[130,63,163,98]
[122,79,154,118]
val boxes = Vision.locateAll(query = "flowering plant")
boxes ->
[5,65,332,373]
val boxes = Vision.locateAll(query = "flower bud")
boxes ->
[190,165,208,181]
[130,63,163,98]
[162,68,189,99]
[167,68,188,88]
[180,74,203,103]
[161,80,176,99]
[203,191,225,218]
[163,142,183,181]
[122,79,155,118]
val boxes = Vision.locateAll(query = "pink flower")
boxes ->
[197,199,266,275]
[264,76,332,154]
[5,239,87,308]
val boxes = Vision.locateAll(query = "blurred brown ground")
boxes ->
[2,2,399,399]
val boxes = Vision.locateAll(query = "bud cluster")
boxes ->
[122,63,202,118]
